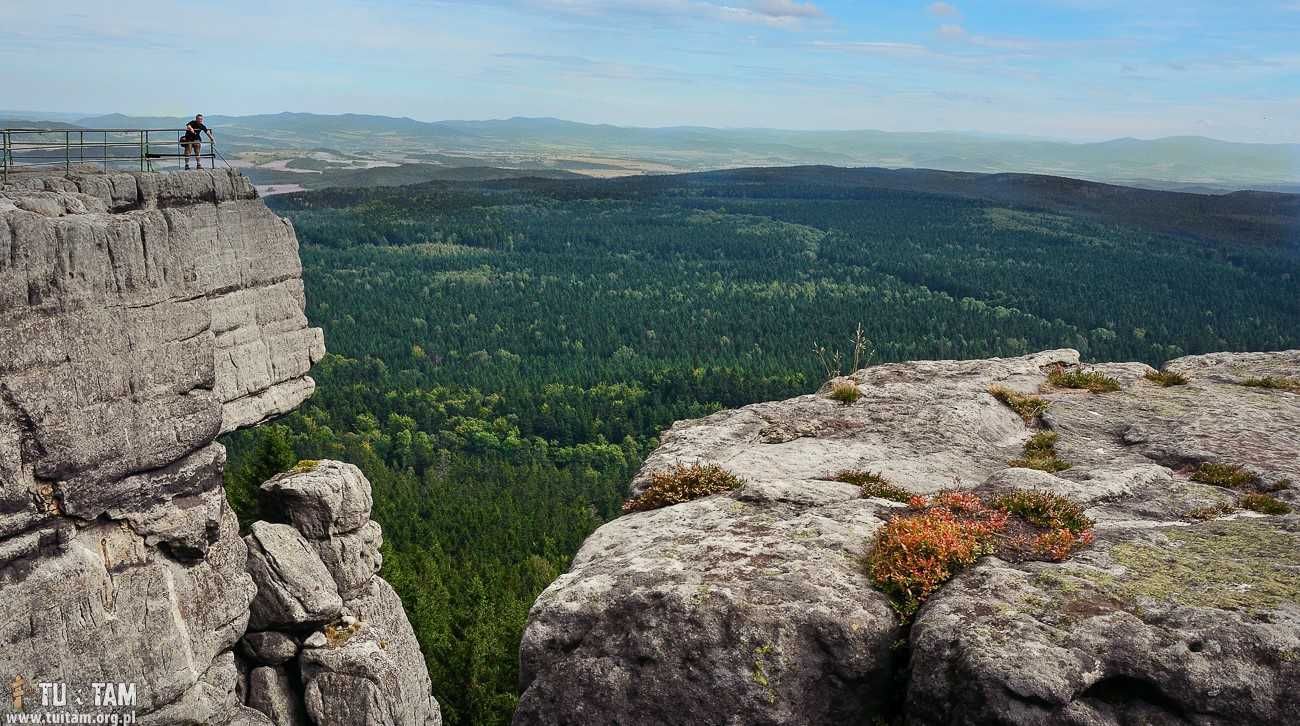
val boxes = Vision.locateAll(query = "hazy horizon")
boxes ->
[4,1,1299,145]
[5,109,1298,149]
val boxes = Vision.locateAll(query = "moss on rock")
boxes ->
[1078,521,1300,612]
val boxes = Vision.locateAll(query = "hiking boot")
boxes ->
[184,163,191,170]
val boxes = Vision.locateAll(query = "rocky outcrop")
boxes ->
[1,171,436,724]
[516,349,1300,725]
[240,461,441,726]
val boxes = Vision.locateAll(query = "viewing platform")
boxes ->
[1,127,222,182]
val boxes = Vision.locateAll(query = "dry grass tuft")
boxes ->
[833,470,911,503]
[989,385,1050,422]
[1047,366,1121,393]
[1240,377,1300,393]
[828,380,862,405]
[1144,370,1188,387]
[1010,430,1071,472]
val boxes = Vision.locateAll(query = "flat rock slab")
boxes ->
[518,349,1300,725]
[909,518,1300,724]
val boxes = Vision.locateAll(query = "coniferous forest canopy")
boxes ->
[222,168,1300,725]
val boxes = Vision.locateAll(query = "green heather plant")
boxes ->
[1010,430,1070,472]
[988,385,1050,422]
[1240,493,1292,515]
[1191,462,1262,490]
[828,380,861,405]
[991,489,1093,534]
[1144,370,1188,387]
[622,462,744,513]
[1047,366,1121,393]
[833,470,910,503]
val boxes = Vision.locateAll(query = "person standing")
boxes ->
[181,114,214,169]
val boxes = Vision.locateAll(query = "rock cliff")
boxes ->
[516,349,1300,725]
[1,170,438,725]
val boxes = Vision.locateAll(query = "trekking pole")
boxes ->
[211,141,234,170]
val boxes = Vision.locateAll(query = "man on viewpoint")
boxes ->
[181,114,214,169]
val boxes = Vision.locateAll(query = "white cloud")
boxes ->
[927,2,960,18]
[937,24,966,39]
[525,0,826,28]
[750,0,825,19]
[812,40,933,59]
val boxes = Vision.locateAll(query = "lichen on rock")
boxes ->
[517,348,1300,725]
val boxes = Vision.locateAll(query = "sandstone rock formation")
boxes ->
[1,170,437,725]
[516,349,1300,725]
[241,461,441,726]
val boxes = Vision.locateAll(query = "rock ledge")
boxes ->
[516,349,1300,725]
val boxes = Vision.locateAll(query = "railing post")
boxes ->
[103,131,108,173]
[65,130,70,174]
[2,130,8,184]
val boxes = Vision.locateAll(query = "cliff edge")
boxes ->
[516,349,1300,725]
[1,170,437,725]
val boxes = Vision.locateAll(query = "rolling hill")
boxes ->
[5,112,1296,190]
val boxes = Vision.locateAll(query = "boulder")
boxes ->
[241,632,300,666]
[518,349,1300,724]
[245,522,343,630]
[299,603,442,726]
[313,519,384,600]
[908,519,1300,724]
[0,505,254,720]
[514,480,899,725]
[341,577,442,726]
[261,460,374,538]
[247,666,306,726]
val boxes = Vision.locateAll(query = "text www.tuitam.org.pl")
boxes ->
[6,678,137,724]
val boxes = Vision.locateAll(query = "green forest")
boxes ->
[222,169,1300,725]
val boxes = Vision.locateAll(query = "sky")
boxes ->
[2,0,1299,142]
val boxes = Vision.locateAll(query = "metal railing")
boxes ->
[1,128,221,182]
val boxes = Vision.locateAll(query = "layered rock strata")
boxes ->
[1,170,437,725]
[238,460,440,726]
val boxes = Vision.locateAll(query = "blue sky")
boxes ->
[3,0,1299,142]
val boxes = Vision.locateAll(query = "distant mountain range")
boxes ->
[3,111,1299,191]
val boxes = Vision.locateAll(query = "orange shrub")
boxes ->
[1032,528,1094,561]
[867,488,1095,617]
[866,509,999,617]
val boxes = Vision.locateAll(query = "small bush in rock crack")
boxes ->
[623,463,745,513]
[1144,370,1188,387]
[833,470,911,503]
[866,489,1094,617]
[1009,430,1071,472]
[1047,366,1121,393]
[988,385,1050,422]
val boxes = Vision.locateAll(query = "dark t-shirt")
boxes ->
[183,121,209,140]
